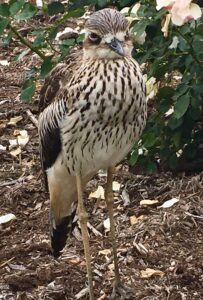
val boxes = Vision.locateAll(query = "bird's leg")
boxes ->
[76,173,94,300]
[105,167,120,285]
[105,167,133,299]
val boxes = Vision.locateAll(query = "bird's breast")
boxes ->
[61,58,147,175]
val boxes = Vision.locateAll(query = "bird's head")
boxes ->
[83,8,133,59]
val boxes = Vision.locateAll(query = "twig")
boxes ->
[0,257,15,268]
[75,287,89,299]
[26,109,38,128]
[0,177,25,187]
[185,212,203,219]
[8,24,46,60]
[87,222,103,237]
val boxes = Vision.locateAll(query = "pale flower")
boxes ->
[156,0,175,10]
[171,0,202,26]
[156,0,202,26]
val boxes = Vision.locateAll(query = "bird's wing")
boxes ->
[38,62,68,113]
[38,52,82,256]
[38,50,82,187]
[39,51,80,112]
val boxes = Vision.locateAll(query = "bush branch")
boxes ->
[8,23,46,60]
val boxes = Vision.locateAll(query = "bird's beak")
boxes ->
[107,38,125,56]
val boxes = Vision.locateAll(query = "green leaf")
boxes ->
[15,3,37,20]
[40,56,54,78]
[0,18,9,36]
[168,116,183,130]
[61,38,76,46]
[0,4,10,17]
[158,87,175,99]
[145,161,157,173]
[196,23,203,37]
[77,33,85,43]
[168,153,178,170]
[143,132,157,148]
[129,149,139,165]
[132,20,148,37]
[47,2,65,16]
[48,26,59,41]
[172,132,181,149]
[9,0,24,16]
[21,82,36,102]
[174,93,190,119]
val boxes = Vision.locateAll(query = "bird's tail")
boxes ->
[50,202,78,258]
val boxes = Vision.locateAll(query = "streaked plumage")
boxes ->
[38,8,147,299]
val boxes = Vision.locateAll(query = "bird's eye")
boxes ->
[89,33,101,43]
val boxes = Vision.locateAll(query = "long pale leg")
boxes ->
[105,167,133,299]
[105,167,120,285]
[76,173,94,300]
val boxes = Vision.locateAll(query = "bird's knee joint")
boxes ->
[78,211,88,224]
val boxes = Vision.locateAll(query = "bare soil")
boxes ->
[1,33,203,300]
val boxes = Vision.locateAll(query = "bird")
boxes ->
[38,8,147,300]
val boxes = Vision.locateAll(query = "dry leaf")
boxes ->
[112,181,121,192]
[17,130,29,147]
[140,268,164,278]
[10,147,21,157]
[98,249,111,256]
[89,186,105,200]
[9,130,29,149]
[158,197,179,208]
[8,116,23,126]
[0,213,16,224]
[103,217,110,232]
[130,215,138,225]
[122,189,130,206]
[69,257,81,265]
[130,215,145,225]
[0,145,6,151]
[0,60,10,66]
[140,199,158,206]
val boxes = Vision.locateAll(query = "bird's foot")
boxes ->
[111,282,134,300]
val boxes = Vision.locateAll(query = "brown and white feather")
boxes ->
[38,8,147,257]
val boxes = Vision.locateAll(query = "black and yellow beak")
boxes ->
[107,38,125,56]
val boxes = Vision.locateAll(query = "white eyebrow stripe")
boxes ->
[103,31,126,43]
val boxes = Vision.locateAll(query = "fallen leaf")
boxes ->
[130,215,138,225]
[158,197,179,208]
[69,257,81,265]
[140,199,159,206]
[8,116,23,126]
[130,215,145,225]
[17,130,29,147]
[10,147,21,157]
[0,145,6,151]
[103,217,110,232]
[0,60,10,66]
[0,213,16,224]
[89,186,105,200]
[122,189,130,206]
[98,249,111,256]
[9,130,29,149]
[140,268,164,278]
[112,181,121,192]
